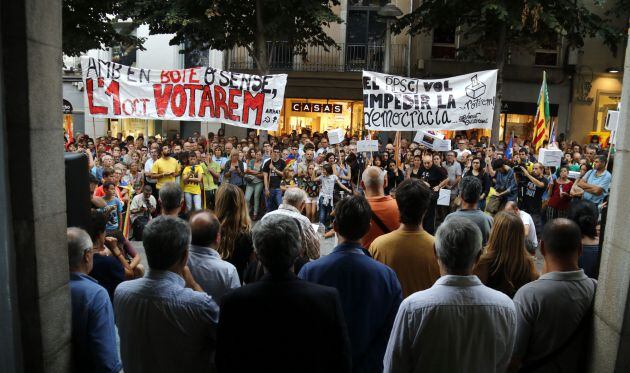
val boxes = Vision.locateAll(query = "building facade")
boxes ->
[63,0,625,145]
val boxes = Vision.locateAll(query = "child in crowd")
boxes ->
[316,164,351,234]
[182,153,204,212]
[280,168,298,193]
[299,163,319,222]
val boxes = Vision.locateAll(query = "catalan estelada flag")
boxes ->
[532,71,550,151]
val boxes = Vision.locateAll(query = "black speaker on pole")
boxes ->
[64,152,91,230]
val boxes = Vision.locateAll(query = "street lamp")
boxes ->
[378,3,403,74]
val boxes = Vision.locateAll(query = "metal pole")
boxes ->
[407,0,413,77]
[384,19,392,74]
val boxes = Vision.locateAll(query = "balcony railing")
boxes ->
[228,42,407,74]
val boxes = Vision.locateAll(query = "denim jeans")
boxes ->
[319,196,333,231]
[266,188,282,212]
[184,193,202,212]
[245,182,263,215]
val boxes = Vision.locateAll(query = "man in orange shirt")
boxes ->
[360,166,400,248]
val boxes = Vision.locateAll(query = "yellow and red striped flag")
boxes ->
[532,71,550,151]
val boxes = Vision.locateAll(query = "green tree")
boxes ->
[393,0,623,143]
[63,0,144,56]
[121,0,343,75]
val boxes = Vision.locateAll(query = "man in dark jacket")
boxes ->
[299,195,402,373]
[216,214,352,373]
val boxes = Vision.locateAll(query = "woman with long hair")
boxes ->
[222,149,246,190]
[406,154,422,179]
[244,150,264,220]
[463,156,491,211]
[569,200,600,278]
[474,211,539,298]
[215,184,253,280]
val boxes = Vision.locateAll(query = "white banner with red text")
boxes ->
[362,70,497,131]
[81,57,287,130]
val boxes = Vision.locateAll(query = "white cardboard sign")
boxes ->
[437,189,451,206]
[414,130,451,151]
[538,148,563,168]
[357,140,379,152]
[327,129,344,145]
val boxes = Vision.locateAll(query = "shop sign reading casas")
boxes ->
[292,102,343,114]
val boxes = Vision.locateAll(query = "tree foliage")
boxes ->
[393,0,622,63]
[120,0,343,73]
[62,0,144,56]
[393,0,624,142]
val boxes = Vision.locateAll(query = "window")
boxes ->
[184,41,209,68]
[346,1,388,70]
[534,35,560,66]
[432,27,457,60]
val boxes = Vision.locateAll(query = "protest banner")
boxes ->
[363,70,497,131]
[81,57,287,131]
[357,140,379,152]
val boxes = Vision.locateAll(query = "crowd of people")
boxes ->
[65,127,612,372]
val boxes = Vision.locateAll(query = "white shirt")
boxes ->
[519,210,538,249]
[455,148,471,162]
[144,157,157,183]
[383,275,516,373]
[129,194,156,223]
[315,147,330,157]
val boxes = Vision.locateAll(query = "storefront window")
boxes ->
[109,118,156,139]
[273,99,363,136]
[593,91,621,132]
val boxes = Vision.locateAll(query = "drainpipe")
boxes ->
[407,0,413,77]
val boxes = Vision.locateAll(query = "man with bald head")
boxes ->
[187,210,240,303]
[361,166,400,248]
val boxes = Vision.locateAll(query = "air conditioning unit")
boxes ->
[567,48,580,66]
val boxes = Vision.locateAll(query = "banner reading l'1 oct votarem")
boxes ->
[80,56,287,131]
[362,70,498,131]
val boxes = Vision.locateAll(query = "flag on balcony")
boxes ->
[532,71,550,151]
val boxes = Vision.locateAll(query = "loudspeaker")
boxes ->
[65,152,91,230]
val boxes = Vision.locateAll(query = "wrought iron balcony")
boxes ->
[228,42,407,74]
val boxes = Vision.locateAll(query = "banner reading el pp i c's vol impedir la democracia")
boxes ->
[362,69,497,132]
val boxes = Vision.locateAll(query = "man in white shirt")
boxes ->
[315,137,330,157]
[129,185,157,240]
[383,216,516,373]
[144,146,159,199]
[187,210,240,303]
[505,201,538,254]
[455,139,472,163]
